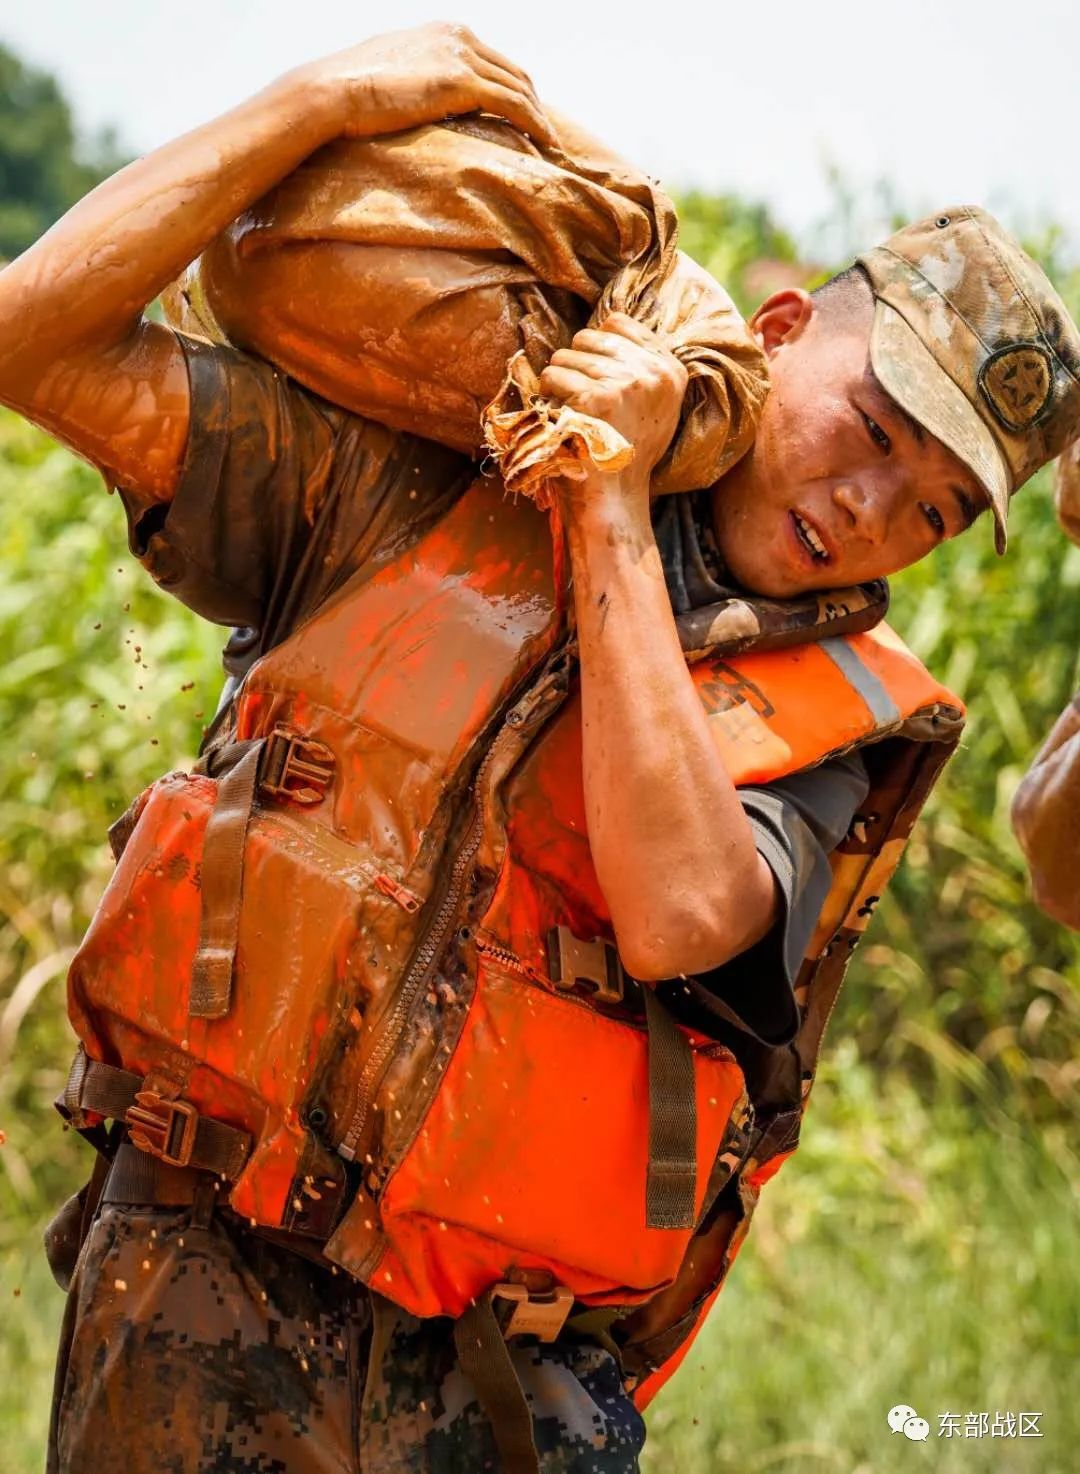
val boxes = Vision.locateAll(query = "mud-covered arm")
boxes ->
[546,316,777,981]
[0,23,551,502]
[1011,694,1080,929]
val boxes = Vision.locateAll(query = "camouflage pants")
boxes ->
[48,1199,646,1473]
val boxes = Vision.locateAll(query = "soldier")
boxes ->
[2,22,1078,1474]
[1011,443,1080,929]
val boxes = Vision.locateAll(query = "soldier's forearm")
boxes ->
[0,72,336,406]
[1012,698,1080,929]
[564,483,777,981]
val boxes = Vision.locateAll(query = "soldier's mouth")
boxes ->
[791,510,831,564]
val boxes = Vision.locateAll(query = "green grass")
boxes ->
[2,1238,64,1472]
[643,1046,1080,1474]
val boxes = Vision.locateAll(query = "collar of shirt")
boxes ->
[652,490,733,614]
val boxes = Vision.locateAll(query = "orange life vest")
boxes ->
[64,475,963,1408]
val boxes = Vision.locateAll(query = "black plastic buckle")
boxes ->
[125,1090,199,1168]
[261,727,335,806]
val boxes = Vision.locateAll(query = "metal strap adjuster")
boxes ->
[491,1283,574,1342]
[260,726,335,805]
[124,1090,199,1168]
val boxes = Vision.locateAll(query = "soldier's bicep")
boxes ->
[26,321,190,508]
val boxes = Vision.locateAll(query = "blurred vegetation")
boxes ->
[644,1046,1080,1474]
[0,45,1077,1474]
[0,43,126,261]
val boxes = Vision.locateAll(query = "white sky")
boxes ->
[4,0,1078,257]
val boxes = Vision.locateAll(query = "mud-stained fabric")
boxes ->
[118,335,471,645]
[167,113,769,506]
[361,1299,645,1474]
[652,490,733,614]
[49,1202,644,1474]
[121,333,867,1031]
[117,333,472,731]
[50,1204,365,1474]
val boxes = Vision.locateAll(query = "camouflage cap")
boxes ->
[857,206,1080,552]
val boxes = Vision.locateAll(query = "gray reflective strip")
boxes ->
[819,638,900,728]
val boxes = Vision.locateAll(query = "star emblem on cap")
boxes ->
[978,344,1053,431]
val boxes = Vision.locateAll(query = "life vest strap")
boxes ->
[190,741,264,1020]
[542,932,700,1230]
[451,1284,626,1472]
[188,728,338,1020]
[59,1051,251,1180]
[643,985,697,1230]
[453,1288,542,1474]
[99,1141,224,1212]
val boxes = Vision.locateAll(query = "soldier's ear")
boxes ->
[749,289,814,358]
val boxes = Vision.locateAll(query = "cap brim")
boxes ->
[869,301,1012,553]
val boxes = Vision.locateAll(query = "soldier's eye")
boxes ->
[861,411,891,454]
[921,502,945,536]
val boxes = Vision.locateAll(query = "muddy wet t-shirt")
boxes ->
[119,332,866,1047]
[120,335,473,695]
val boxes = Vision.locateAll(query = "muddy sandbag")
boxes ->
[165,114,769,504]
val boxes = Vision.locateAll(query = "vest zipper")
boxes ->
[336,724,517,1166]
[259,807,418,902]
[373,872,422,913]
[476,935,661,1035]
[473,935,540,981]
[334,645,575,1177]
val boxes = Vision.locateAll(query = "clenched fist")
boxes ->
[287,21,555,146]
[540,314,689,488]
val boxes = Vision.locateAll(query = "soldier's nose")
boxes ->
[832,482,888,546]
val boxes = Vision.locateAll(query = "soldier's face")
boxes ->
[711,287,985,597]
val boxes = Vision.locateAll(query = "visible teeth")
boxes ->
[795,513,827,559]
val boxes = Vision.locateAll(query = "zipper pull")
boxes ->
[373,872,422,913]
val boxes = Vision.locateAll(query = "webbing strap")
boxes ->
[454,1293,540,1474]
[190,740,263,1019]
[100,1142,218,1208]
[68,1056,145,1120]
[61,1053,251,1181]
[644,985,697,1230]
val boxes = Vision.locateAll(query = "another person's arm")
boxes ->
[1011,695,1080,929]
[542,316,778,980]
[0,23,551,501]
[1054,440,1080,545]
